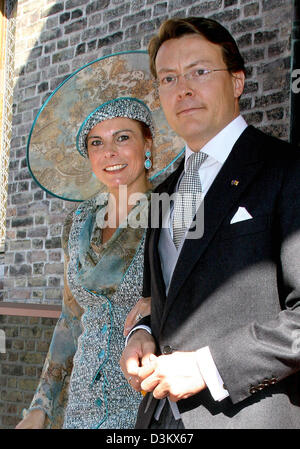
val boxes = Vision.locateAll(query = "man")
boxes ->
[120,17,300,429]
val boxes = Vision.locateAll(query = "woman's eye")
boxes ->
[90,139,102,146]
[117,134,130,142]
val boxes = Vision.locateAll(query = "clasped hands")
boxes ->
[120,329,206,402]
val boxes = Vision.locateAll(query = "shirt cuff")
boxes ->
[125,325,152,346]
[196,346,229,401]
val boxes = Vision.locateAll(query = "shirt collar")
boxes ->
[185,115,248,169]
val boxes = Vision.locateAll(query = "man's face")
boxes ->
[155,34,245,150]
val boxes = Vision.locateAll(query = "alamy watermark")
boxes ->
[292,69,300,94]
[96,185,205,240]
[0,329,5,353]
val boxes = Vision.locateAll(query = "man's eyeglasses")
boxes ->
[156,67,230,90]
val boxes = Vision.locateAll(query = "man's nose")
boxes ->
[176,74,194,97]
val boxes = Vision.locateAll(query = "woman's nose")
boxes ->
[103,143,118,157]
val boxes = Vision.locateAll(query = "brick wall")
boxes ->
[0,0,295,429]
[0,313,57,429]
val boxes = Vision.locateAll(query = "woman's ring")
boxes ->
[127,376,132,384]
[135,313,143,321]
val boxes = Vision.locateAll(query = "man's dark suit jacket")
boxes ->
[135,125,300,429]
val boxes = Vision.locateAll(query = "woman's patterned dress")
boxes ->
[25,193,148,429]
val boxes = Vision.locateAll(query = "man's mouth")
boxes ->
[104,164,127,172]
[177,107,203,116]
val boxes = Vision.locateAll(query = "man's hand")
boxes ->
[120,329,156,392]
[123,297,151,337]
[139,352,207,402]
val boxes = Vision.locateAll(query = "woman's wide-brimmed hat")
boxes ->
[27,51,185,202]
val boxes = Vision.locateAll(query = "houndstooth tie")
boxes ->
[172,151,208,249]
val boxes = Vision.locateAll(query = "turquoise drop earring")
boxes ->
[144,150,152,169]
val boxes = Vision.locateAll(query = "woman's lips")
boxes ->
[104,164,128,172]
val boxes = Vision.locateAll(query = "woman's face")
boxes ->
[87,117,152,195]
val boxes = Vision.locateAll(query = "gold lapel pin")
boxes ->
[231,180,239,186]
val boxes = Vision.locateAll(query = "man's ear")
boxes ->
[232,70,245,99]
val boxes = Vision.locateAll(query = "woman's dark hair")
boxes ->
[148,17,246,78]
[136,120,153,141]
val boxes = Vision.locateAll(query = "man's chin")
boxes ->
[174,122,207,143]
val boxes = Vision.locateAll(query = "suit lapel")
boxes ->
[148,222,165,298]
[163,126,266,320]
[149,160,185,303]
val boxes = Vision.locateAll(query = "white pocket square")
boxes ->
[230,207,253,224]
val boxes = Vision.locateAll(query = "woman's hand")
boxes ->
[123,296,151,336]
[15,409,46,429]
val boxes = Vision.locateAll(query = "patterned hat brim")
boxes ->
[27,50,185,202]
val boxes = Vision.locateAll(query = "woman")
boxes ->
[16,52,184,429]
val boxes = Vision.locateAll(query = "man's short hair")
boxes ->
[148,17,246,78]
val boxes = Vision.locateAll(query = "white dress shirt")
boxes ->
[127,115,248,404]
[168,114,248,239]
